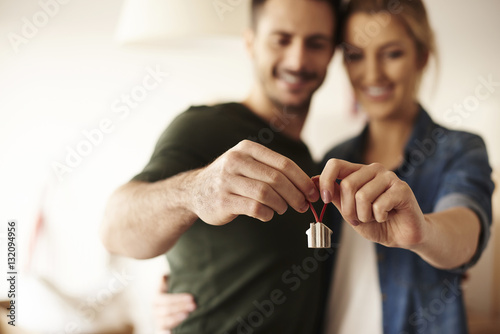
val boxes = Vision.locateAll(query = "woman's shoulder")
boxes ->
[432,121,488,153]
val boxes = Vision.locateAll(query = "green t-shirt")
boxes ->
[133,103,330,333]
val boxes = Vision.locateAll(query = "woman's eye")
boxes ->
[386,50,404,59]
[345,53,362,62]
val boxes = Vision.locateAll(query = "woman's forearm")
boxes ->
[409,207,481,270]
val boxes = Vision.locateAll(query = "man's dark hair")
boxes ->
[251,0,342,44]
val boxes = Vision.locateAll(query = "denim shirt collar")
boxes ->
[346,105,434,168]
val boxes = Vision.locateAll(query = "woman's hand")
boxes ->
[154,275,197,333]
[318,159,427,249]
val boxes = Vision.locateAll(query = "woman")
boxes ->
[154,0,494,333]
[318,0,493,333]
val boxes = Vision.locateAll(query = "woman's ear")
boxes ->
[244,28,255,59]
[418,50,429,70]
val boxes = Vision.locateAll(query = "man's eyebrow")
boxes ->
[270,30,291,37]
[269,31,332,41]
[307,34,333,42]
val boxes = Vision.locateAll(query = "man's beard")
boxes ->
[268,93,312,116]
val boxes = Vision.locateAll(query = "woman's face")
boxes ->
[343,12,424,121]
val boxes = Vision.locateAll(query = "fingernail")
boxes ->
[321,190,332,203]
[187,303,196,311]
[351,220,360,226]
[177,312,189,320]
[300,202,309,212]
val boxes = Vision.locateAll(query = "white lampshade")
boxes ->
[115,0,250,46]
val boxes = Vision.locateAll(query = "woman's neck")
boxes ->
[363,104,420,170]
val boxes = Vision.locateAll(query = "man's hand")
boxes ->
[154,275,196,333]
[100,139,319,258]
[187,140,319,225]
[318,159,427,249]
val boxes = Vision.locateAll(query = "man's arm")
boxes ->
[100,140,320,259]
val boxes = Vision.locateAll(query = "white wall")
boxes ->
[0,0,499,332]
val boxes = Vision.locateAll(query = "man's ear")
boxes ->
[244,28,256,59]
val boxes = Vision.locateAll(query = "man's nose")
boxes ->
[282,40,308,72]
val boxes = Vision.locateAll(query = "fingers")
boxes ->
[235,140,319,203]
[225,173,288,215]
[226,193,276,222]
[154,294,197,315]
[354,171,395,223]
[339,166,380,224]
[197,139,320,225]
[371,180,410,223]
[232,156,310,213]
[319,159,364,207]
[319,160,402,225]
[154,292,196,331]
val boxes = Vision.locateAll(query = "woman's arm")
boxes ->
[318,159,482,270]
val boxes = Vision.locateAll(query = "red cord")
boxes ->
[319,203,327,222]
[308,202,328,222]
[308,202,319,222]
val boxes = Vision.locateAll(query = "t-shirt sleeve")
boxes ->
[432,134,495,272]
[131,110,210,183]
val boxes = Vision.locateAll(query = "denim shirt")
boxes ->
[322,107,494,334]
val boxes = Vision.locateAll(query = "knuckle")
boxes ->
[372,202,388,221]
[255,183,271,201]
[248,202,263,217]
[382,170,396,183]
[394,180,409,192]
[355,190,368,203]
[369,162,384,171]
[267,169,283,186]
[329,158,340,165]
[237,139,251,150]
[339,179,352,193]
[372,201,383,214]
[223,150,239,163]
[325,158,339,170]
[221,152,242,173]
[276,157,292,171]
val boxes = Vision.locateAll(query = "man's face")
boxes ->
[248,0,336,111]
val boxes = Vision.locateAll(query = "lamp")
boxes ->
[115,0,250,46]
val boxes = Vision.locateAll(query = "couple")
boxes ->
[101,0,494,333]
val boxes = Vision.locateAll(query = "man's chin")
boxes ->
[277,99,311,114]
[268,92,311,111]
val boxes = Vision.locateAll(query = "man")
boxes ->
[101,0,340,332]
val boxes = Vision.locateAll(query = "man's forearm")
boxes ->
[100,171,199,259]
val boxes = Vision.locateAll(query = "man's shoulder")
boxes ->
[166,102,249,132]
[182,102,246,119]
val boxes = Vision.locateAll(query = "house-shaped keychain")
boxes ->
[306,222,333,248]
